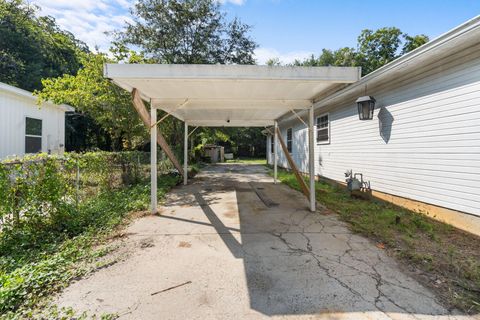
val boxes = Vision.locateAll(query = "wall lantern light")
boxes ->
[356,96,376,120]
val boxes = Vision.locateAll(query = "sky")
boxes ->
[32,0,480,64]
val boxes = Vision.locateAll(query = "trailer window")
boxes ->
[287,128,293,153]
[25,117,42,153]
[316,114,329,143]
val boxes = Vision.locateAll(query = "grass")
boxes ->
[226,157,267,165]
[271,167,480,314]
[0,174,180,319]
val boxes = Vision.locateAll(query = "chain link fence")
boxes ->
[0,151,174,227]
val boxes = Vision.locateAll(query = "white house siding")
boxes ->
[0,88,66,159]
[268,120,310,174]
[266,135,273,164]
[270,42,480,217]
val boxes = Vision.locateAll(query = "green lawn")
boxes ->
[271,167,480,314]
[225,157,266,165]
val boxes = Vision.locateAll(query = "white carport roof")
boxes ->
[104,64,361,127]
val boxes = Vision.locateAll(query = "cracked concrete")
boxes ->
[55,164,472,319]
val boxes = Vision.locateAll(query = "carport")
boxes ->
[104,64,361,213]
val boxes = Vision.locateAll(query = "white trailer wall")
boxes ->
[269,42,480,217]
[0,85,68,159]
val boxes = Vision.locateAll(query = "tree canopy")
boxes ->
[37,51,147,151]
[109,0,263,155]
[0,0,87,91]
[291,27,429,75]
[115,0,257,64]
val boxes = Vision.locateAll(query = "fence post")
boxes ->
[76,160,80,206]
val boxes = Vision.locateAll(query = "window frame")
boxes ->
[25,116,43,154]
[316,113,330,145]
[270,134,274,154]
[286,127,293,153]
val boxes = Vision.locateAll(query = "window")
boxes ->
[316,114,329,143]
[286,128,293,153]
[270,135,274,153]
[25,117,42,153]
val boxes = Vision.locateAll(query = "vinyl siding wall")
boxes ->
[269,42,480,217]
[0,90,66,159]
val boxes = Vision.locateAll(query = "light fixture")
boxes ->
[356,96,376,120]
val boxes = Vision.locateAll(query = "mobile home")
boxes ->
[267,17,480,234]
[0,82,73,159]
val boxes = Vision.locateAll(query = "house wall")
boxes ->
[269,42,480,218]
[0,89,66,159]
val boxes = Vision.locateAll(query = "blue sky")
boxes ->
[33,0,480,64]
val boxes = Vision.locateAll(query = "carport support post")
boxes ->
[308,106,316,212]
[151,107,158,214]
[184,121,188,185]
[273,121,278,184]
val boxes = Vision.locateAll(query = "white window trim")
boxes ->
[286,127,293,153]
[25,116,43,154]
[316,113,330,145]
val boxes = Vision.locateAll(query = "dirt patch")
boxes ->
[392,225,480,313]
[129,210,151,220]
[178,241,191,248]
[223,211,237,218]
[109,232,137,240]
[140,239,155,249]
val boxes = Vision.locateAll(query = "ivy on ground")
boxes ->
[0,152,179,319]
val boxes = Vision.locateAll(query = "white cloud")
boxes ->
[32,0,133,51]
[32,0,246,52]
[254,47,313,65]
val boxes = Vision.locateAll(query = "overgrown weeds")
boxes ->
[0,152,180,318]
[272,167,480,314]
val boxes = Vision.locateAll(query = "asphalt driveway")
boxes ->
[56,164,465,319]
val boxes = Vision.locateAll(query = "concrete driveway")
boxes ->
[56,164,466,319]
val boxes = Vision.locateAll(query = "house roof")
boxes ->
[104,64,361,127]
[0,81,75,112]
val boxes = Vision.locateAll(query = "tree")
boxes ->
[356,27,403,74]
[112,0,260,155]
[64,113,113,152]
[357,28,429,75]
[0,0,87,91]
[402,34,429,54]
[266,57,281,66]
[194,127,266,158]
[292,48,357,67]
[332,47,357,67]
[36,52,147,150]
[116,0,257,64]
[290,27,429,75]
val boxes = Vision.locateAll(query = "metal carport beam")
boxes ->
[308,105,316,212]
[184,121,188,186]
[105,64,361,129]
